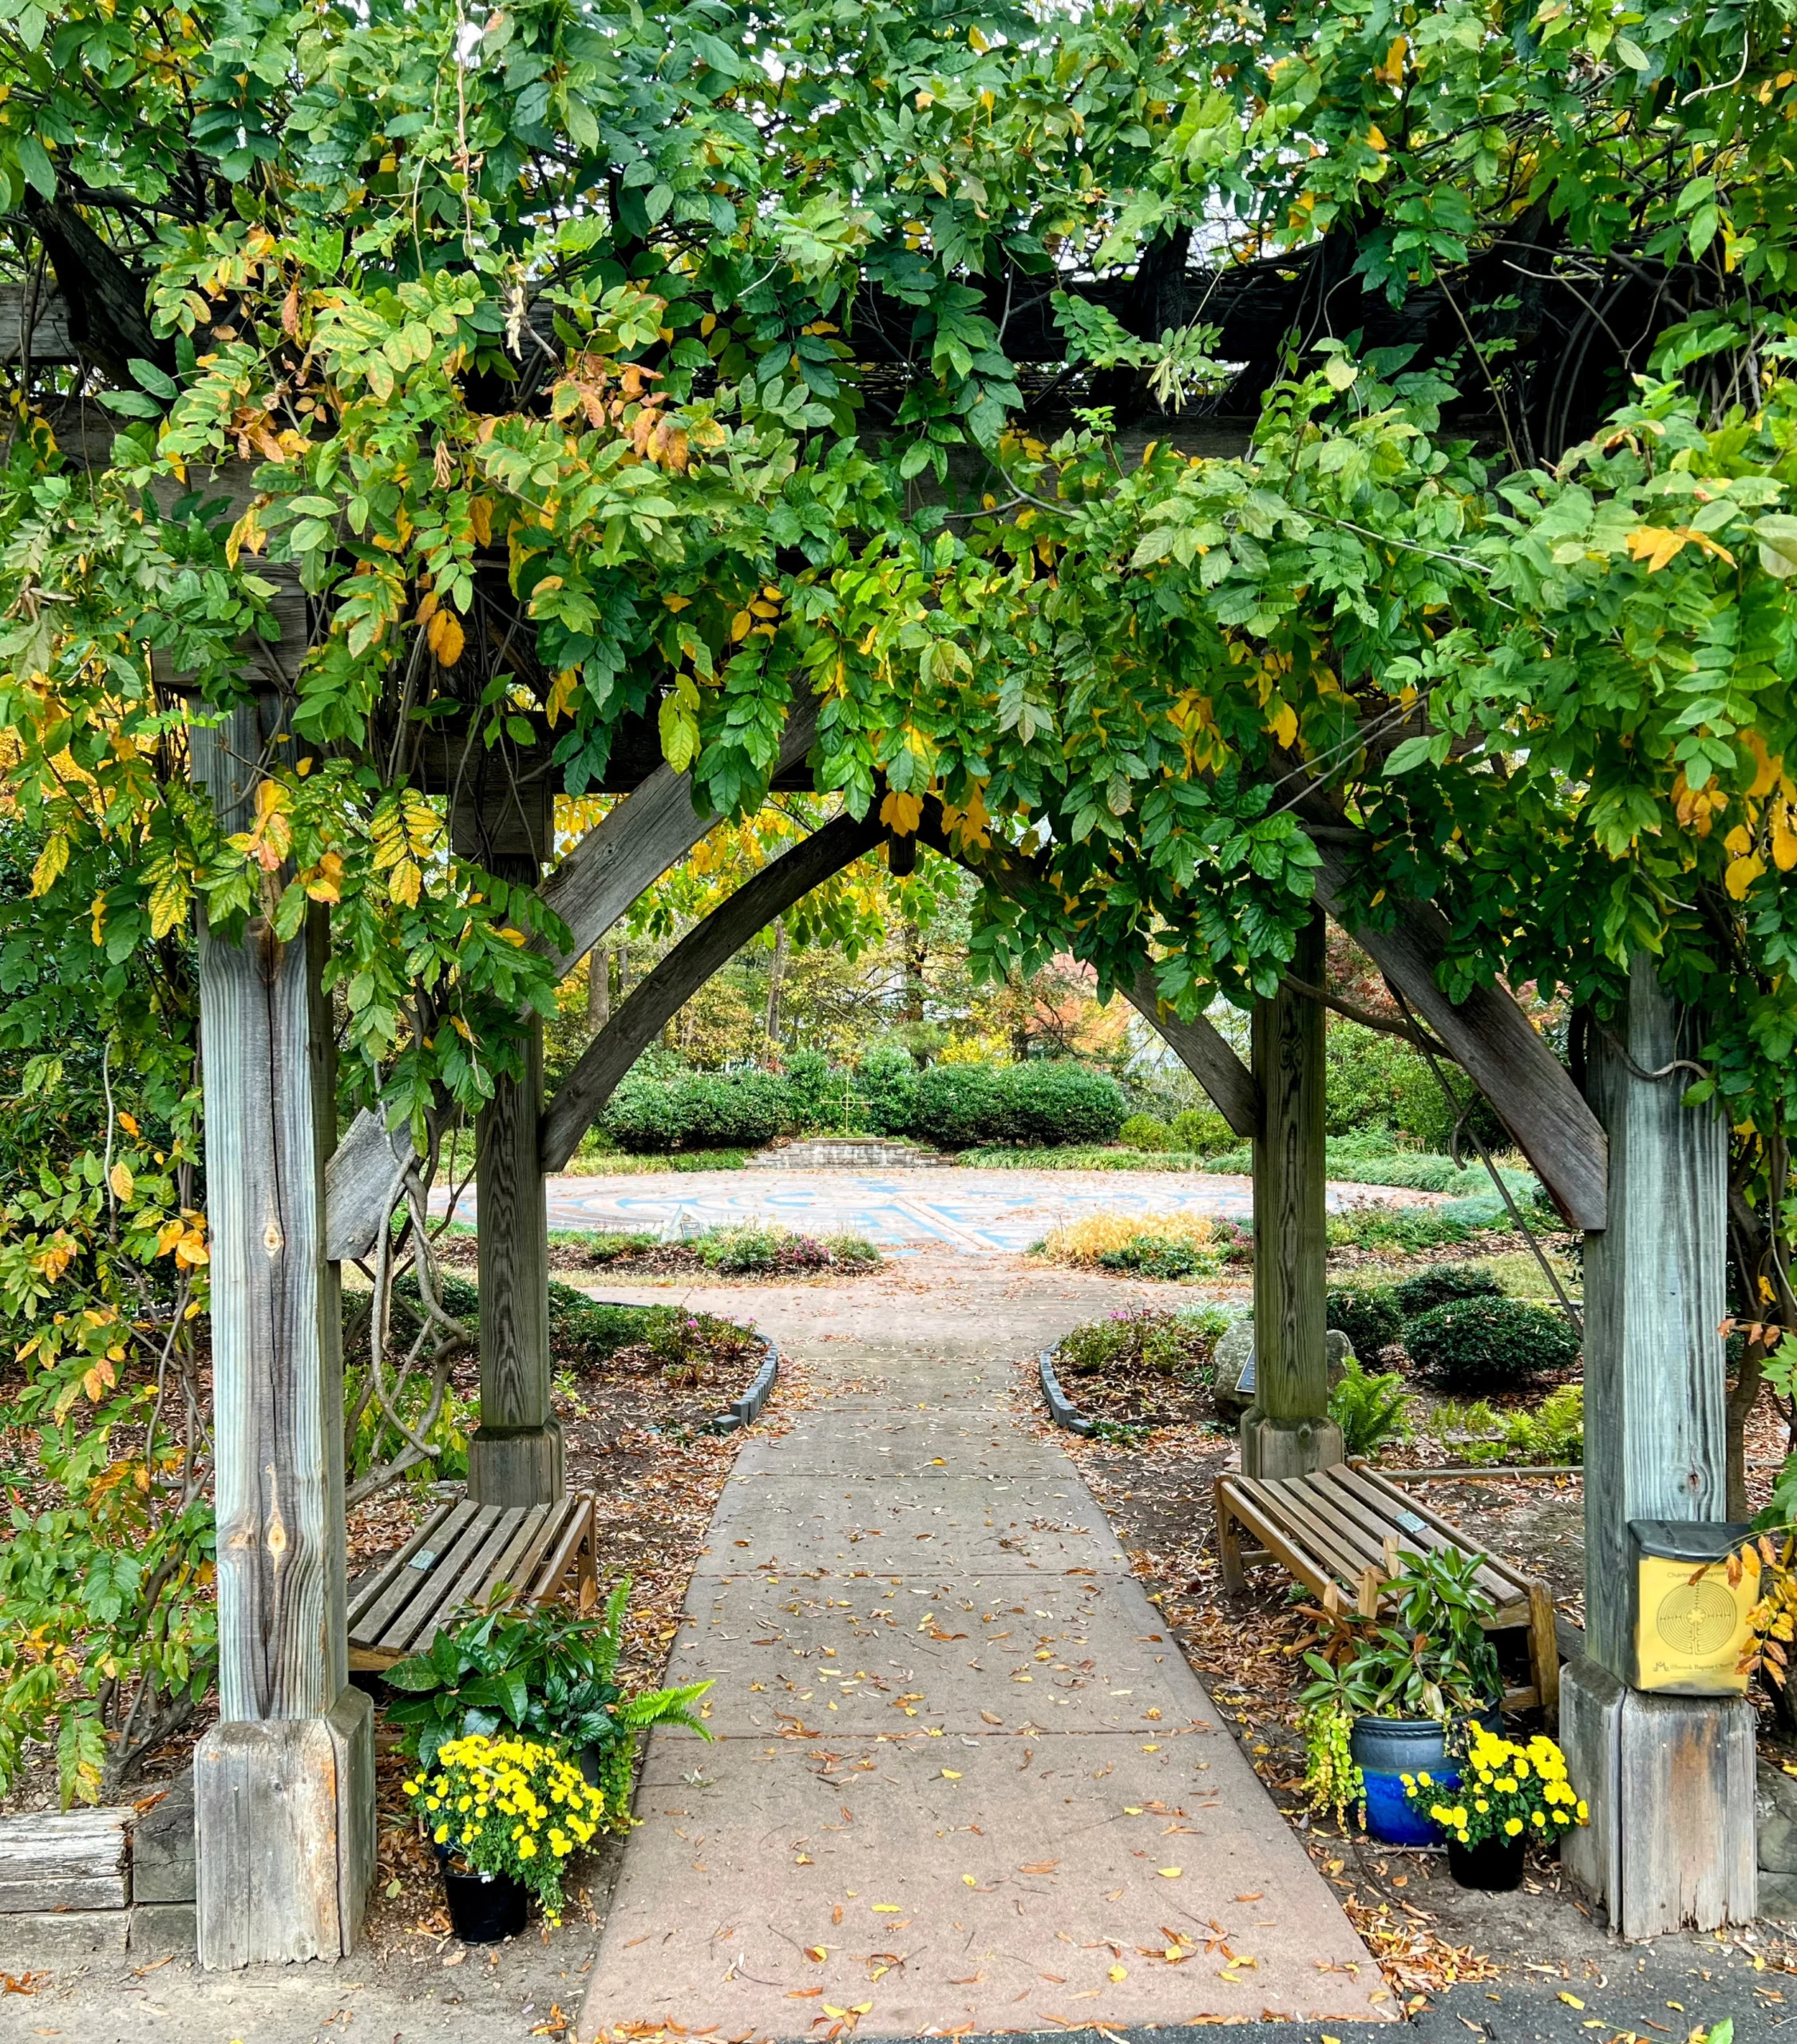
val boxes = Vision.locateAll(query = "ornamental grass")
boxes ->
[404,1733,607,1920]
[1036,1210,1217,1270]
[1402,1729,1588,1850]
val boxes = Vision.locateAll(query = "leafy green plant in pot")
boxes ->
[1299,1548,1503,1845]
[386,1582,711,1824]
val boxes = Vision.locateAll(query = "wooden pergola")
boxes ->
[20,261,1721,1947]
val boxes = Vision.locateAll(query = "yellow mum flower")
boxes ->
[1504,1816,1523,1836]
[1514,1757,1530,1778]
[1576,1800,1588,1821]
[433,1823,448,1843]
[518,1838,537,1859]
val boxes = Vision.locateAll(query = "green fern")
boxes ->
[1327,1357,1413,1458]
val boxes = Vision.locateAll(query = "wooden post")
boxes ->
[1561,952,1755,1935]
[192,702,374,1967]
[1241,910,1342,1477]
[453,777,563,1508]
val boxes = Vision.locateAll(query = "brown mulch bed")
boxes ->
[1057,1361,1218,1429]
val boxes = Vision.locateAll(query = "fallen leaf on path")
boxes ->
[1019,1860,1059,1874]
[1158,1868,1182,1879]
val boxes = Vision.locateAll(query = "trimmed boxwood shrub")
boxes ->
[1002,1061,1126,1145]
[1120,1113,1173,1151]
[1170,1106,1236,1155]
[1392,1262,1505,1319]
[1403,1296,1581,1392]
[855,1044,920,1135]
[909,1063,1007,1148]
[605,1070,793,1152]
[1326,1285,1403,1361]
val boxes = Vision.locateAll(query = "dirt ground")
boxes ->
[6,1248,1792,2044]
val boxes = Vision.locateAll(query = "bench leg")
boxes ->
[1529,1583,1561,1729]
[1214,1480,1247,1596]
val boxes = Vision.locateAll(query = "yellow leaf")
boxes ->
[1627,526,1690,572]
[1268,700,1298,748]
[663,593,691,611]
[941,1769,962,1779]
[1726,853,1766,900]
[1365,123,1387,150]
[109,1161,134,1203]
[1108,1965,1127,1983]
[1724,823,1754,856]
[879,790,923,836]
[1773,804,1797,871]
[117,1112,139,1137]
[730,610,754,641]
[30,832,69,897]
[390,858,422,909]
[1559,1992,1585,2009]
[428,610,465,667]
[1158,1866,1182,1878]
[961,1875,976,1888]
[225,501,265,569]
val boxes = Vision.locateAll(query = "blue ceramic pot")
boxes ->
[1351,1710,1502,1846]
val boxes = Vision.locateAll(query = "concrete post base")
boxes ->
[196,1685,374,1967]
[1239,1412,1344,1480]
[1560,1657,1756,1936]
[467,1418,566,1507]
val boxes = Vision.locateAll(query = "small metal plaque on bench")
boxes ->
[409,1549,437,1571]
[1392,1511,1428,1537]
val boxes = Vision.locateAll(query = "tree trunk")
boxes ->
[766,919,789,1044]
[588,947,610,1032]
[901,918,925,1023]
[1726,1339,1767,1522]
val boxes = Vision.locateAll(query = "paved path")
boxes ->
[437,1166,1435,1256]
[580,1287,1387,2038]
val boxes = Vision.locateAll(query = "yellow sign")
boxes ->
[1633,1547,1757,1695]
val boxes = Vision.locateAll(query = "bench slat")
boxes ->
[1234,1475,1376,1592]
[347,1499,459,1635]
[1336,1464,1537,1598]
[1303,1469,1527,1615]
[350,1499,479,1651]
[374,1503,506,1656]
[402,1506,542,1655]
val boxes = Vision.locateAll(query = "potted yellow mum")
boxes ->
[404,1732,608,1942]
[1402,1728,1587,1890]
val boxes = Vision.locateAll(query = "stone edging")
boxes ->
[708,1340,780,1433]
[1038,1349,1093,1437]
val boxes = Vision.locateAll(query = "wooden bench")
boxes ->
[348,1493,598,1672]
[1213,1460,1561,1724]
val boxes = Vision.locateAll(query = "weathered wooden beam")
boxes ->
[1561,953,1751,1935]
[454,784,563,1508]
[535,691,821,980]
[190,700,373,1966]
[1303,833,1608,1229]
[0,1809,130,1913]
[1241,911,1341,1477]
[540,808,886,1171]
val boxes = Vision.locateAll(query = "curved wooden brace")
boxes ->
[539,808,885,1172]
[909,813,1261,1139]
[540,804,1265,1171]
[323,698,821,1254]
[533,693,820,981]
[1300,830,1608,1230]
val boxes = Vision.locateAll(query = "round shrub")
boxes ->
[1326,1285,1403,1361]
[909,1064,1007,1148]
[1119,1113,1173,1151]
[1392,1262,1505,1319]
[1403,1297,1580,1392]
[785,1048,852,1133]
[1170,1106,1236,1155]
[1000,1060,1126,1145]
[604,1069,793,1151]
[855,1044,920,1135]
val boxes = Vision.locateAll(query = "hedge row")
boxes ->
[602,1056,1126,1154]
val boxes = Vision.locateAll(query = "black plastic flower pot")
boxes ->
[1447,1833,1526,1891]
[443,1865,528,1943]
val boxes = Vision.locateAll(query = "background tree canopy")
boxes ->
[2,0,1796,1795]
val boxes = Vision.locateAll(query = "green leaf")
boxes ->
[16,135,55,199]
[1382,735,1435,775]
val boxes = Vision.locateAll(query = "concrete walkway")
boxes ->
[580,1286,1388,2038]
[437,1166,1436,1256]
